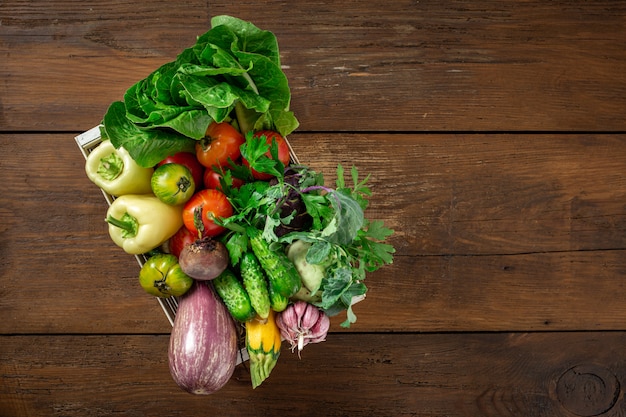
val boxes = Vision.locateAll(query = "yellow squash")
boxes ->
[245,310,282,388]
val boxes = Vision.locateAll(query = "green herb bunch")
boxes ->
[218,134,395,327]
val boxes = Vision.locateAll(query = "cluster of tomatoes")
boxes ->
[156,122,291,258]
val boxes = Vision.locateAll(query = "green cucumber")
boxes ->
[268,280,289,312]
[240,252,271,319]
[212,268,256,322]
[248,229,301,298]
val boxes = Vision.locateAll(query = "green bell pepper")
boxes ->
[105,194,184,255]
[85,140,153,196]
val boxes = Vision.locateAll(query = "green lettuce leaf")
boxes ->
[103,101,195,167]
[101,15,299,167]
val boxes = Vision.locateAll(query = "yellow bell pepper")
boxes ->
[105,194,183,255]
[245,310,282,388]
[85,140,153,197]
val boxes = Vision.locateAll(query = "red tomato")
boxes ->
[203,168,245,191]
[168,226,196,258]
[157,152,205,191]
[196,122,245,169]
[243,130,291,180]
[182,189,233,238]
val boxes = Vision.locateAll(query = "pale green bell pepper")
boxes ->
[85,140,154,196]
[105,194,183,255]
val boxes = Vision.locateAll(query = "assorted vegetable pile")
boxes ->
[84,15,395,394]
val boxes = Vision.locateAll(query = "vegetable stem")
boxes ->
[106,214,138,238]
[302,185,342,210]
[301,185,333,194]
[235,101,260,135]
[242,72,260,96]
[96,153,124,181]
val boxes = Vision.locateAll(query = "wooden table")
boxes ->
[2,1,625,415]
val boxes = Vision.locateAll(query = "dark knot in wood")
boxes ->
[556,364,620,416]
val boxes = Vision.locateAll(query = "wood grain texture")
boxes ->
[1,133,624,333]
[0,0,212,132]
[3,1,626,414]
[2,333,626,417]
[1,0,625,132]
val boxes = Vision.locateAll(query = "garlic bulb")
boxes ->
[276,301,330,356]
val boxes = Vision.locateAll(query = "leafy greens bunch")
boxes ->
[218,134,395,327]
[100,15,299,168]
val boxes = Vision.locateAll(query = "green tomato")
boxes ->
[139,254,193,298]
[151,163,195,205]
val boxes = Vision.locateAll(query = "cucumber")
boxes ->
[212,269,256,322]
[249,229,301,298]
[268,280,289,312]
[240,252,271,319]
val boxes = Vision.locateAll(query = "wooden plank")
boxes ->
[0,133,172,333]
[217,0,626,132]
[289,133,626,255]
[0,0,212,132]
[1,133,624,333]
[2,1,625,132]
[2,332,626,416]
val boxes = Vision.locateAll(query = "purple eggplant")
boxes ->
[168,280,238,395]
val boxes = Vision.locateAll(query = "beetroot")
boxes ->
[168,281,238,395]
[178,237,229,280]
